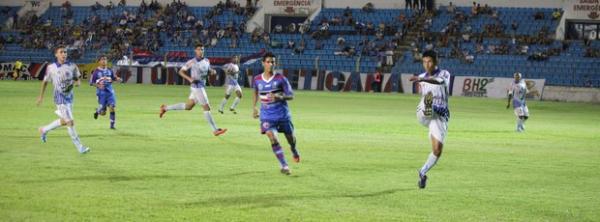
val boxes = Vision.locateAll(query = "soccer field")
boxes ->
[1,81,599,221]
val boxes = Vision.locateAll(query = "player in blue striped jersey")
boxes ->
[409,50,450,189]
[36,45,90,154]
[252,52,300,175]
[90,55,121,129]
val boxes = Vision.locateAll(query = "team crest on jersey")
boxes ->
[262,122,270,129]
[258,84,263,90]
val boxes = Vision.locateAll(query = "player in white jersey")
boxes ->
[218,55,242,114]
[36,45,90,154]
[409,50,450,189]
[159,43,227,136]
[507,72,529,132]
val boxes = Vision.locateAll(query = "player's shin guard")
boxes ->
[419,152,439,176]
[166,103,186,111]
[42,119,62,133]
[271,142,288,167]
[203,111,218,131]
[110,112,115,128]
[231,97,241,109]
[67,126,84,150]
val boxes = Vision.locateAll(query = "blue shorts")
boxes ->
[97,93,116,108]
[260,119,294,135]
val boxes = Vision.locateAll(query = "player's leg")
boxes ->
[520,106,529,131]
[159,92,196,118]
[61,104,89,154]
[197,88,226,136]
[93,95,106,119]
[418,119,446,189]
[514,107,524,132]
[107,94,117,129]
[39,106,64,143]
[281,121,299,163]
[230,86,242,114]
[264,126,290,175]
[218,85,232,114]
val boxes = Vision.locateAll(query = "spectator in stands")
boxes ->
[534,11,544,20]
[273,24,283,33]
[294,39,305,54]
[315,39,323,50]
[447,2,455,14]
[371,69,382,92]
[406,0,413,11]
[287,23,296,33]
[362,2,375,13]
[286,40,295,49]
[471,2,479,16]
[552,8,562,20]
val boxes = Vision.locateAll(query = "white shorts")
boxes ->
[189,87,209,105]
[54,103,74,121]
[225,84,242,95]
[514,106,529,117]
[416,109,448,144]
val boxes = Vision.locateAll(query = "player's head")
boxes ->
[97,55,108,67]
[422,50,438,74]
[514,72,522,82]
[231,55,240,64]
[53,45,67,63]
[262,52,276,73]
[194,43,204,58]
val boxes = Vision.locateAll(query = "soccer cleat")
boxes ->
[218,109,224,114]
[213,128,227,136]
[229,108,237,114]
[423,91,433,117]
[280,166,291,175]
[293,155,300,163]
[418,172,428,189]
[93,111,98,119]
[79,147,90,154]
[159,104,167,118]
[39,127,47,143]
[110,126,116,130]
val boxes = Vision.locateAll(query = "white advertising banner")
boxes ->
[263,0,322,15]
[453,76,545,100]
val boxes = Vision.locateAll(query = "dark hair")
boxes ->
[53,45,66,54]
[262,51,275,61]
[195,43,204,49]
[422,50,438,63]
[97,55,108,61]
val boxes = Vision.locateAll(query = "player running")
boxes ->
[218,55,242,114]
[90,55,121,129]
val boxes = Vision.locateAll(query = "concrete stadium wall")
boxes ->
[542,86,600,103]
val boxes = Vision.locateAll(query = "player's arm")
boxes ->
[112,70,122,82]
[409,75,445,85]
[74,66,81,87]
[270,77,294,101]
[36,80,48,106]
[252,87,259,119]
[506,91,513,109]
[178,66,194,83]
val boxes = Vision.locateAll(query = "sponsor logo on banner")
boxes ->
[461,77,494,97]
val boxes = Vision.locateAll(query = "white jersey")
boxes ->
[418,69,451,121]
[43,62,81,105]
[509,80,528,108]
[222,63,240,86]
[181,57,211,88]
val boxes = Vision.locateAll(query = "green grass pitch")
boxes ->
[1,81,599,221]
